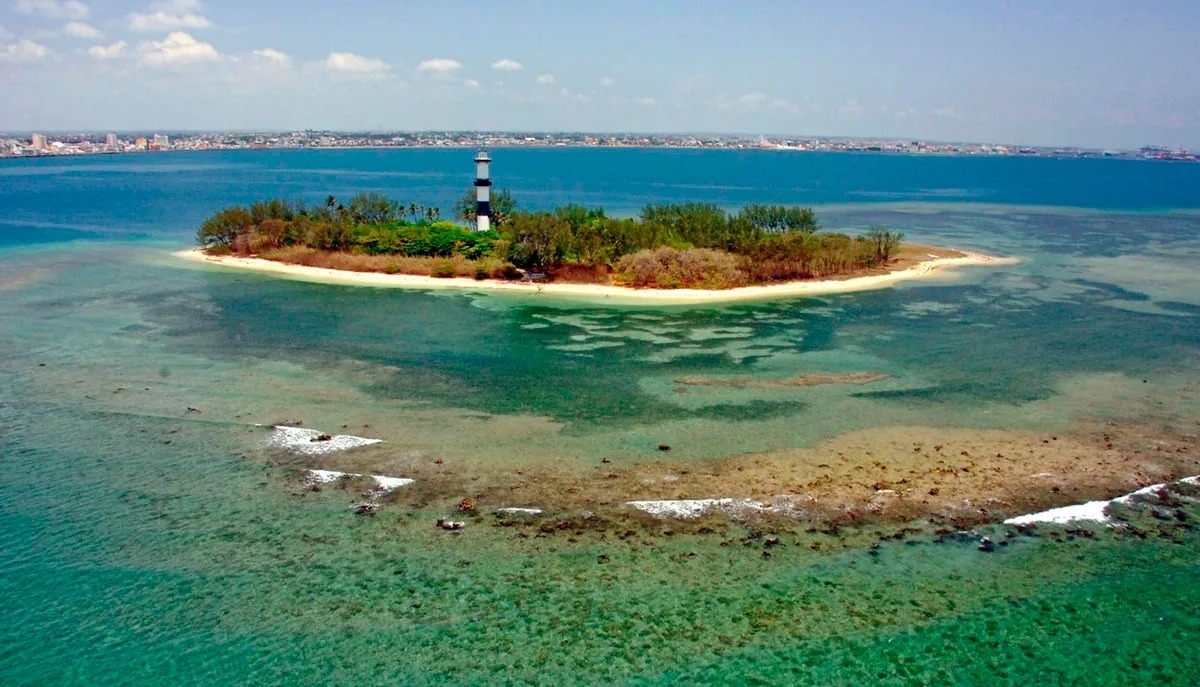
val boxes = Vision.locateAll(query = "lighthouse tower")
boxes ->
[473,150,492,232]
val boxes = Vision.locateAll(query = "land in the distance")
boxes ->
[5,129,1195,161]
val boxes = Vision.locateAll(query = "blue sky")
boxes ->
[1,0,1198,148]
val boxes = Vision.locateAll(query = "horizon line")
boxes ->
[2,129,1183,154]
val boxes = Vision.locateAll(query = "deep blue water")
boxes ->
[2,149,1199,248]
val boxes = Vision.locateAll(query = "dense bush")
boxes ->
[614,247,748,289]
[197,191,903,287]
[353,222,495,258]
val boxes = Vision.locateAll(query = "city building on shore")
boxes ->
[0,130,1193,162]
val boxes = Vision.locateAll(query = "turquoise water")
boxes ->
[2,149,1200,685]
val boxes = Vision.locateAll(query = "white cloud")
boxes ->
[535,73,555,85]
[464,78,480,88]
[252,48,290,67]
[931,107,964,120]
[0,24,10,40]
[771,98,799,114]
[325,51,390,75]
[838,99,863,116]
[0,37,49,62]
[491,58,522,71]
[138,31,218,67]
[559,87,588,104]
[128,0,211,32]
[87,40,125,60]
[599,76,614,87]
[62,21,101,38]
[13,0,88,20]
[416,57,462,73]
[739,92,767,108]
[633,96,656,106]
[153,0,201,10]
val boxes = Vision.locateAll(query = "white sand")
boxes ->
[265,425,382,455]
[175,248,1016,304]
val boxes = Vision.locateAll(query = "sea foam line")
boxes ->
[1003,475,1198,525]
[303,469,414,493]
[626,497,808,520]
[496,507,543,516]
[264,425,382,455]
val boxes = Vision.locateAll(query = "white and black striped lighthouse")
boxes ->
[473,150,492,232]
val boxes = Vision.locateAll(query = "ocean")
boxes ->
[1,148,1199,685]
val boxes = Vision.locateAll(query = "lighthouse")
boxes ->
[473,150,492,232]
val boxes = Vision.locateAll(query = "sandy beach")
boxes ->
[173,248,1015,304]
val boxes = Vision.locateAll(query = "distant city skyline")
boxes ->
[2,1,1198,149]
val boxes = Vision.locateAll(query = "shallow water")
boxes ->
[2,149,1199,684]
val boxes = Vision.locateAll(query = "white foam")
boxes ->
[496,507,543,515]
[627,499,733,519]
[266,426,383,455]
[1003,476,1196,525]
[305,468,358,483]
[626,498,798,519]
[372,476,415,492]
[302,469,413,494]
[1111,483,1167,505]
[1003,499,1114,525]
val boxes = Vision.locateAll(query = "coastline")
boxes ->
[173,248,1016,304]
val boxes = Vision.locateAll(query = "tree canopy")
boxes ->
[455,188,517,229]
[197,192,905,289]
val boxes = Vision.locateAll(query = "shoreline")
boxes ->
[173,248,1016,304]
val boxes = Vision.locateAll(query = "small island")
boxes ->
[181,171,1008,302]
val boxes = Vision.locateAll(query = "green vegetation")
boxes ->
[196,192,905,289]
[455,188,518,229]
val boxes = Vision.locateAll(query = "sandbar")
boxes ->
[173,248,1016,304]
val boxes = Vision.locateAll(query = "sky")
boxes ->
[1,0,1198,149]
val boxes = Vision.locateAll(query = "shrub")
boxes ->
[431,261,458,278]
[249,219,287,252]
[614,247,747,289]
[471,256,515,280]
[197,206,253,248]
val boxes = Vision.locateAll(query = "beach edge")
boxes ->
[172,248,1017,304]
